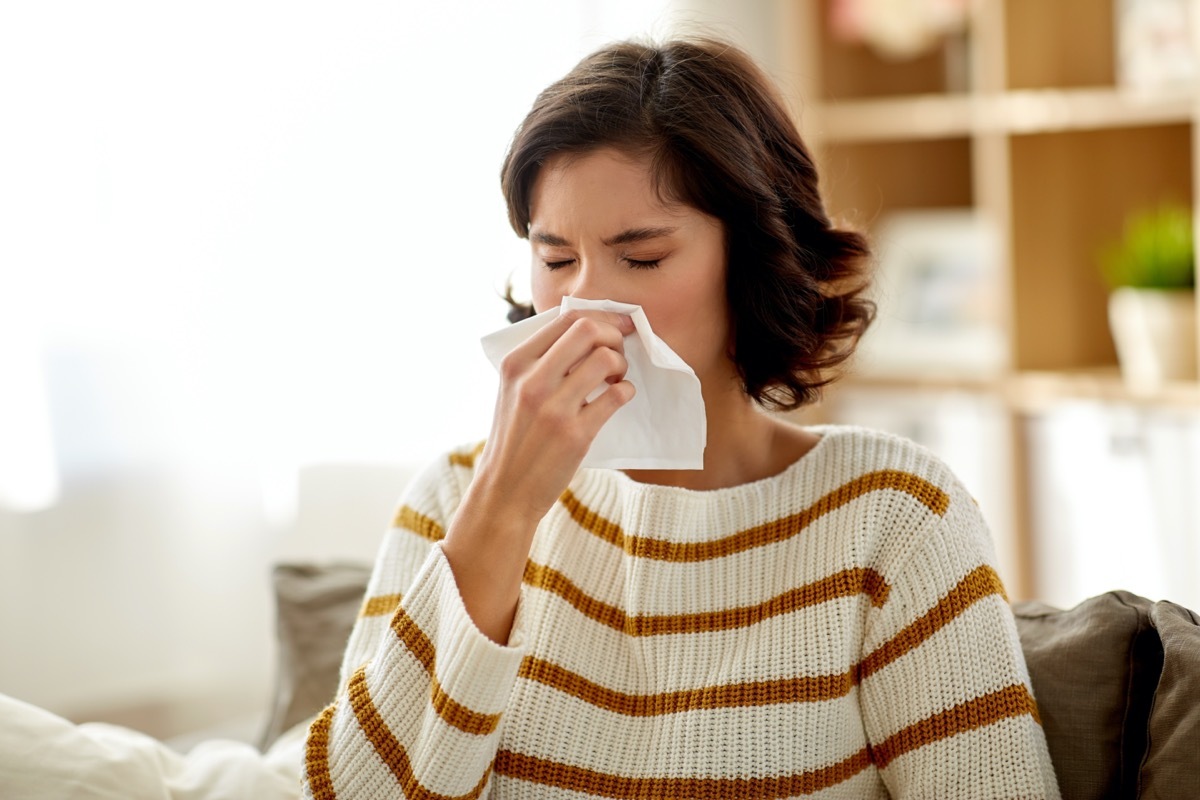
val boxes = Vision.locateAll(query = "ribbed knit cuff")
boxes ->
[399,543,527,717]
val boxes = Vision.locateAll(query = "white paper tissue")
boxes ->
[480,297,706,469]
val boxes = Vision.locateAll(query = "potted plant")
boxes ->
[1101,203,1197,386]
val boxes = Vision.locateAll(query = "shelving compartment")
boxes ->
[814,2,972,100]
[817,137,974,227]
[817,138,1007,380]
[1005,0,1117,90]
[1008,123,1193,372]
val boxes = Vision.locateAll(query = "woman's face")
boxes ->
[528,147,733,385]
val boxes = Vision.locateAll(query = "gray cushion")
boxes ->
[1013,591,1162,800]
[258,562,372,750]
[1137,601,1200,798]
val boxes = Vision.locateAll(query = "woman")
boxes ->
[303,38,1060,799]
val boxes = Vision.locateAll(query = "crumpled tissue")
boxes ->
[480,297,706,469]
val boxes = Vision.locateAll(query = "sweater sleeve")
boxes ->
[302,446,527,800]
[858,475,1061,800]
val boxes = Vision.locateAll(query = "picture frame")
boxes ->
[853,209,1006,378]
[1114,0,1198,91]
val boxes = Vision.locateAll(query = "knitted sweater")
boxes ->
[302,426,1060,799]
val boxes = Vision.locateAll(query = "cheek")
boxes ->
[652,272,726,327]
[645,298,723,353]
[645,281,731,366]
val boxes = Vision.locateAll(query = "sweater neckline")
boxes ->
[574,424,840,503]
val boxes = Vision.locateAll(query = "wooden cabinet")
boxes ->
[778,0,1200,600]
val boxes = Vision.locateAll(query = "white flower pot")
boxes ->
[1108,287,1198,386]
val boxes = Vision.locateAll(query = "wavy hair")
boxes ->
[500,37,873,410]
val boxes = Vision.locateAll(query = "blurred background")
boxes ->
[1,0,1197,744]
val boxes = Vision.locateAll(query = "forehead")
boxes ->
[528,148,693,231]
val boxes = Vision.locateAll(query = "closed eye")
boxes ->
[624,257,660,269]
[543,259,575,270]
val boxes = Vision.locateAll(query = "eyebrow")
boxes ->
[530,231,571,247]
[530,226,678,248]
[604,226,678,246]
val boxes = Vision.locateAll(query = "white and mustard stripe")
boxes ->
[304,427,1060,799]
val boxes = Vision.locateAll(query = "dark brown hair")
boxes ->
[500,37,873,410]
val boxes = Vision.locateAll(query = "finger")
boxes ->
[535,316,630,380]
[499,311,626,385]
[561,308,636,336]
[579,379,636,432]
[561,345,628,401]
[523,309,634,362]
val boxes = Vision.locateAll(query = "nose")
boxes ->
[566,258,610,302]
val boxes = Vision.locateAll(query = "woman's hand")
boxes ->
[480,309,636,520]
[442,309,636,643]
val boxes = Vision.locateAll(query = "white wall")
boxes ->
[0,0,729,733]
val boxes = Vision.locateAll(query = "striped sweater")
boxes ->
[302,425,1060,799]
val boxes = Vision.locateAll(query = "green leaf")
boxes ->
[1100,204,1195,290]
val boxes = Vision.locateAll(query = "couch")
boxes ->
[260,564,1200,799]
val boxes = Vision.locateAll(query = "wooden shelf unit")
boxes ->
[781,0,1200,600]
[818,89,1195,142]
